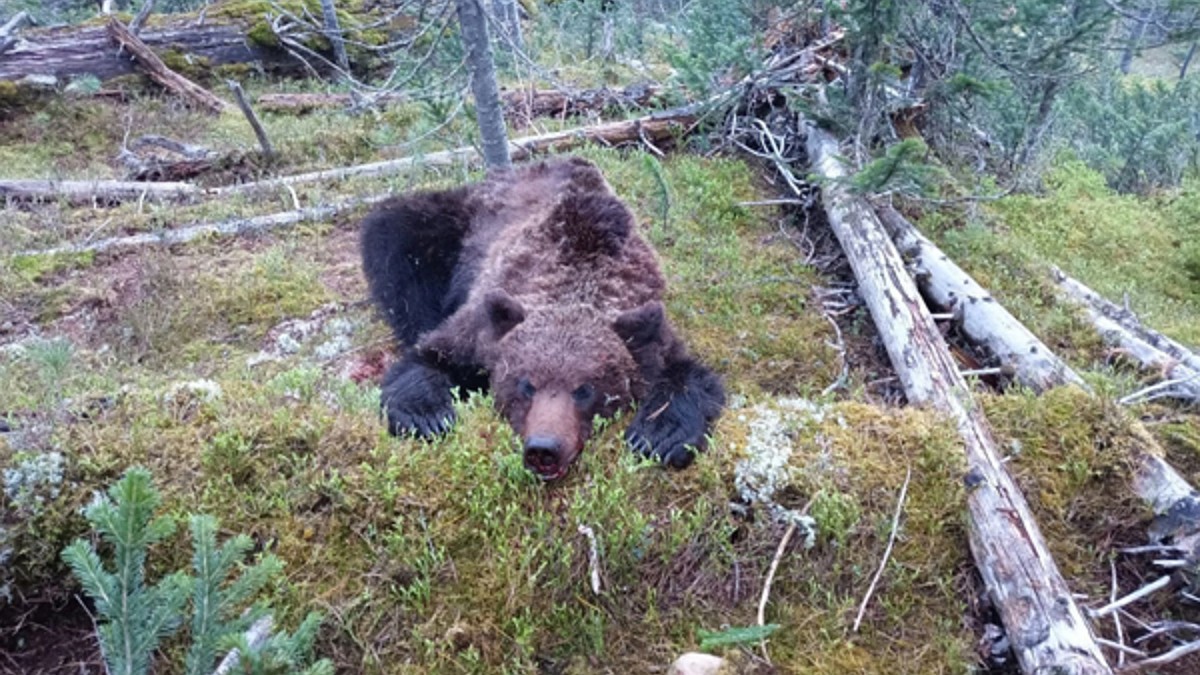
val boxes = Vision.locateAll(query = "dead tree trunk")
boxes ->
[106,18,227,113]
[876,206,1200,567]
[1051,268,1200,402]
[318,0,351,77]
[807,125,1110,675]
[219,106,695,196]
[876,204,1087,392]
[456,0,511,169]
[0,179,199,205]
[1052,268,1200,375]
[0,15,301,83]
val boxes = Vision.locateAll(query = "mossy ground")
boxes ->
[3,81,1200,673]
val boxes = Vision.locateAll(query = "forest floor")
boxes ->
[2,74,1200,674]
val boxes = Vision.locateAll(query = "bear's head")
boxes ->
[479,291,664,480]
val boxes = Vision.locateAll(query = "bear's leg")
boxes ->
[381,349,489,438]
[360,187,475,345]
[625,355,725,469]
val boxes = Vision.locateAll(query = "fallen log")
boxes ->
[0,178,199,205]
[875,205,1200,569]
[0,13,300,83]
[106,18,227,113]
[807,125,1111,674]
[1051,267,1200,403]
[16,108,698,252]
[1052,268,1200,376]
[254,84,663,121]
[875,204,1088,393]
[20,194,389,258]
[217,104,697,196]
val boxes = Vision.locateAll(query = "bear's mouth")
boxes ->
[536,465,570,481]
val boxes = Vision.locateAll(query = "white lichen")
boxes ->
[733,397,846,548]
[3,450,66,513]
[164,378,224,404]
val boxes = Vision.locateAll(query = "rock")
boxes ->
[668,652,728,675]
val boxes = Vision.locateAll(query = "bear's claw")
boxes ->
[380,357,459,439]
[624,409,706,469]
[386,406,456,439]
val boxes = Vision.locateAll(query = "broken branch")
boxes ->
[106,18,227,114]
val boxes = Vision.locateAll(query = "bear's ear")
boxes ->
[485,290,526,339]
[613,301,665,351]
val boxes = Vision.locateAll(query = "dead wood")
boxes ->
[0,14,300,83]
[106,18,227,114]
[875,204,1200,580]
[807,125,1111,675]
[16,108,697,252]
[253,85,661,121]
[23,194,388,258]
[875,204,1088,392]
[0,179,199,206]
[0,11,31,54]
[128,0,156,36]
[217,105,697,196]
[1052,267,1200,403]
[1053,268,1200,376]
[227,80,275,159]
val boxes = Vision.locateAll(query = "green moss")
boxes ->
[246,20,280,48]
[159,49,212,81]
[984,388,1147,583]
[10,251,95,283]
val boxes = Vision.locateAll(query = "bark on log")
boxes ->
[0,179,199,205]
[23,194,389,258]
[0,15,298,83]
[17,109,698,253]
[876,204,1088,393]
[1052,268,1200,376]
[218,105,696,196]
[106,18,227,113]
[1051,267,1200,402]
[875,206,1200,566]
[254,85,661,121]
[807,125,1111,675]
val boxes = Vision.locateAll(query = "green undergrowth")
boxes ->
[3,150,1186,673]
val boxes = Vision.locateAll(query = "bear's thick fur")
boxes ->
[361,157,724,479]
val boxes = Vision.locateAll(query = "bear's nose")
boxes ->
[523,436,563,478]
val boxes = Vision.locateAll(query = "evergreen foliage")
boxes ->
[60,467,189,675]
[184,514,283,675]
[666,0,759,95]
[61,468,331,675]
[1060,77,1200,193]
[849,138,945,196]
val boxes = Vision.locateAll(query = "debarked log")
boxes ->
[874,205,1200,567]
[807,124,1111,675]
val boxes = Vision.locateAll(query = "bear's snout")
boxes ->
[523,436,564,478]
[521,392,583,480]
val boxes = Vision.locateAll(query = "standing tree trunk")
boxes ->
[318,0,351,77]
[456,0,511,169]
[491,0,522,49]
[1181,40,1197,80]
[1119,4,1155,75]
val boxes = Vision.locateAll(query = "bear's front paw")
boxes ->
[625,399,709,469]
[384,396,456,438]
[380,360,458,438]
[625,362,724,469]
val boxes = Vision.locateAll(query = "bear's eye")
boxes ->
[517,378,536,399]
[571,384,595,406]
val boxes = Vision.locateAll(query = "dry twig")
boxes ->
[852,466,912,632]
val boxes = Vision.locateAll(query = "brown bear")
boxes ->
[360,156,724,480]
